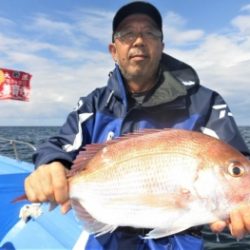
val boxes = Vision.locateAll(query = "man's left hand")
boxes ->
[210,204,250,240]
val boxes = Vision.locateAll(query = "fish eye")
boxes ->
[228,161,245,177]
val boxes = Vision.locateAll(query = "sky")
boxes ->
[0,0,250,126]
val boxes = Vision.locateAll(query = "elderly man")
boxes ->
[25,1,250,249]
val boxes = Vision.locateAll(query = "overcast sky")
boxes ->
[0,0,250,126]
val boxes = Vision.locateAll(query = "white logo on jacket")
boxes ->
[212,104,233,119]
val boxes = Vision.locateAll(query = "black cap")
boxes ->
[112,1,162,34]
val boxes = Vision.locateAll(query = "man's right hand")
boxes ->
[24,161,71,214]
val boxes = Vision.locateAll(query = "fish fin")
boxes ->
[71,198,117,236]
[12,194,28,203]
[68,129,167,177]
[145,204,219,239]
[145,225,190,239]
[94,224,117,237]
[68,144,105,177]
[111,128,175,143]
[48,202,58,211]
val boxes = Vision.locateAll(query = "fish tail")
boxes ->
[12,194,28,203]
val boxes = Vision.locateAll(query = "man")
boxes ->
[25,1,250,249]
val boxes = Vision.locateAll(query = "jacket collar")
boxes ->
[107,53,200,108]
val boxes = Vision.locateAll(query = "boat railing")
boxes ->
[0,136,36,161]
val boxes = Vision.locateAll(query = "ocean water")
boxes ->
[0,126,250,249]
[0,126,59,162]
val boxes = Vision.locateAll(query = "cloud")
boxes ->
[24,14,88,48]
[231,15,250,35]
[162,11,204,46]
[0,16,14,26]
[73,8,113,44]
[26,8,114,47]
[165,8,250,125]
[0,5,250,126]
[240,4,250,12]
[0,8,114,126]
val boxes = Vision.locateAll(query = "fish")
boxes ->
[68,128,250,239]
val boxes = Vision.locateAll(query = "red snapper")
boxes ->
[69,129,250,239]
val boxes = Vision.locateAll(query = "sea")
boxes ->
[0,126,250,250]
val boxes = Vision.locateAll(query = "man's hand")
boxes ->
[210,204,250,240]
[25,161,71,214]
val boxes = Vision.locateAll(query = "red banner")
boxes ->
[0,68,32,101]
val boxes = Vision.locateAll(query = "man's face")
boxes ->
[109,14,164,83]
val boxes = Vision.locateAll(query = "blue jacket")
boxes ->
[33,53,250,250]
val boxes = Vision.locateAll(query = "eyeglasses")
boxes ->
[114,29,162,44]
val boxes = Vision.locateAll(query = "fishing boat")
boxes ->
[0,137,83,249]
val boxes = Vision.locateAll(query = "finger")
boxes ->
[60,200,72,214]
[38,166,55,202]
[50,163,69,204]
[230,208,245,239]
[25,175,38,201]
[25,172,47,202]
[210,220,227,233]
[239,205,250,233]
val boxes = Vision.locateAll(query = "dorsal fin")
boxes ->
[67,143,105,177]
[67,129,166,177]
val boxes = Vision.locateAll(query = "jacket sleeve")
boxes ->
[33,98,94,168]
[201,91,250,156]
